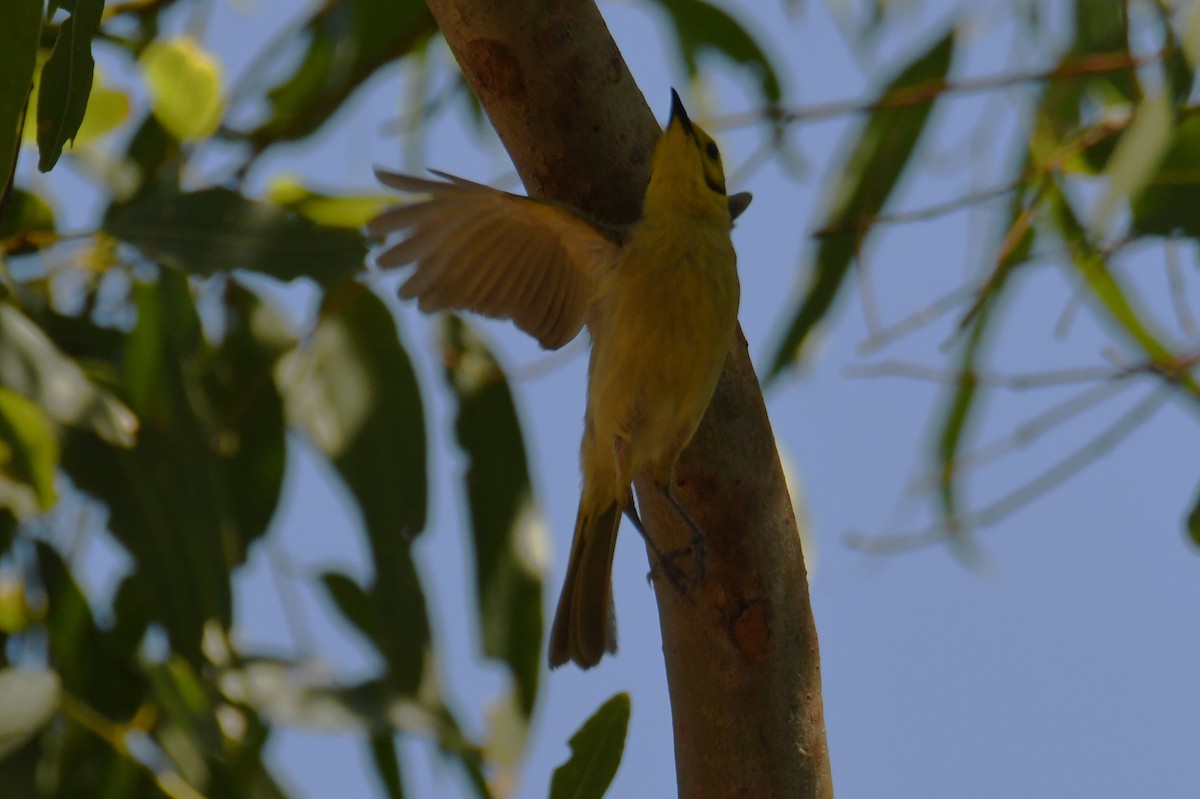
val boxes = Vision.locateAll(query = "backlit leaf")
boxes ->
[0,669,61,761]
[141,37,224,141]
[0,388,59,514]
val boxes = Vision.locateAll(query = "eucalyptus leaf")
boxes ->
[37,0,104,171]
[0,0,41,190]
[104,187,367,287]
[281,283,429,690]
[0,669,61,761]
[651,0,783,104]
[440,317,542,720]
[548,693,630,799]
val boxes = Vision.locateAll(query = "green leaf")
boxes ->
[1037,0,1138,175]
[104,187,367,287]
[1186,483,1200,548]
[768,30,956,378]
[242,0,437,147]
[1047,181,1199,394]
[0,189,56,250]
[117,113,182,201]
[282,283,429,689]
[321,570,381,646]
[34,542,145,717]
[440,317,542,720]
[650,0,783,104]
[369,733,407,799]
[0,0,41,191]
[548,693,631,799]
[1130,113,1200,240]
[36,0,104,172]
[0,669,61,761]
[0,387,59,514]
[61,273,236,664]
[145,656,222,760]
[205,280,292,561]
[0,302,137,447]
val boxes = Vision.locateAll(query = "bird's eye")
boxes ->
[705,142,720,161]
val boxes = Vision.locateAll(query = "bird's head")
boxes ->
[645,89,731,224]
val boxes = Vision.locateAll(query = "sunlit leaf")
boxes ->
[104,187,367,287]
[0,303,137,447]
[768,30,956,378]
[0,669,61,761]
[269,175,393,229]
[0,0,40,189]
[440,317,542,720]
[141,36,224,141]
[0,388,59,514]
[650,0,783,104]
[242,0,437,146]
[281,283,429,690]
[0,569,36,634]
[36,0,104,171]
[548,693,630,799]
[24,61,131,148]
[1186,1,1200,68]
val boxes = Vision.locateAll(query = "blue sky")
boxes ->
[40,0,1200,796]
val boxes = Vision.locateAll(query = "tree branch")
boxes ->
[421,1,831,796]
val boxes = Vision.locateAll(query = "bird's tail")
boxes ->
[549,495,621,669]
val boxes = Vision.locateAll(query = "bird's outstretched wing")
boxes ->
[368,169,621,350]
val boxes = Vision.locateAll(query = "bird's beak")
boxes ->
[669,89,694,136]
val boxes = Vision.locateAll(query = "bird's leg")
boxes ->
[655,483,707,588]
[621,500,691,595]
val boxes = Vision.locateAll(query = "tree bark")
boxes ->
[422,1,832,796]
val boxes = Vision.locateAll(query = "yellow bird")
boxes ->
[369,90,745,669]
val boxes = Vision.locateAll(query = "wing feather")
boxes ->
[370,168,620,349]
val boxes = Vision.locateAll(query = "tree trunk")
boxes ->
[422,1,833,796]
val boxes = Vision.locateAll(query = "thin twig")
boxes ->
[815,179,1021,238]
[857,284,976,355]
[844,359,1130,389]
[908,379,1134,492]
[1165,238,1196,335]
[712,51,1165,131]
[846,387,1168,553]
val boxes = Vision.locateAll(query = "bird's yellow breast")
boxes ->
[585,211,739,483]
